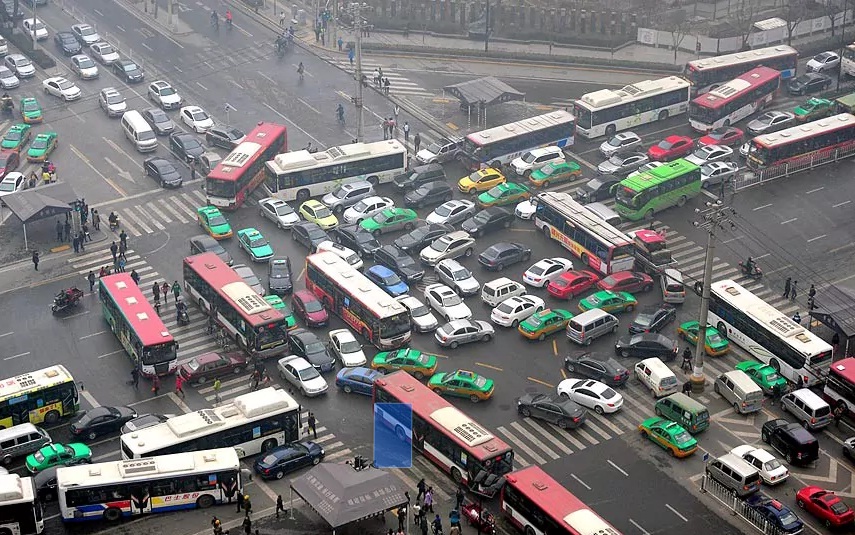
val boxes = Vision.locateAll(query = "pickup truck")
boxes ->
[629,228,678,275]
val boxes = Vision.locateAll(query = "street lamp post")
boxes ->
[347,2,371,142]
[838,0,850,92]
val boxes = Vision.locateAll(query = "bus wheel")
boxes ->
[605,125,616,137]
[196,494,216,509]
[541,180,549,188]
[723,119,731,127]
[297,189,310,203]
[362,328,370,340]
[43,410,60,424]
[658,110,669,122]
[261,439,277,452]
[677,195,687,207]
[716,323,728,339]
[451,467,463,483]
[542,226,550,238]
[525,527,536,535]
[103,508,122,522]
[644,209,655,220]
[770,359,781,373]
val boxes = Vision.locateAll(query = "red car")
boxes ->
[179,351,248,385]
[0,150,19,178]
[547,270,600,299]
[697,126,744,148]
[292,289,329,327]
[647,135,693,162]
[596,271,654,293]
[796,486,854,528]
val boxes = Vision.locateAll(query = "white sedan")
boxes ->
[148,80,182,110]
[523,258,574,287]
[180,106,214,133]
[276,355,329,397]
[328,329,367,367]
[22,18,48,41]
[316,241,363,269]
[258,197,300,229]
[89,42,120,64]
[0,172,25,202]
[557,378,623,414]
[396,295,439,333]
[42,77,82,101]
[490,295,544,328]
[343,196,394,225]
[515,199,536,220]
[730,445,789,485]
[424,283,471,322]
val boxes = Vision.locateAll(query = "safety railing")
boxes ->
[733,144,855,192]
[699,474,793,535]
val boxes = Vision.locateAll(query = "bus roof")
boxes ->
[691,67,780,109]
[506,466,620,535]
[535,191,632,248]
[465,110,575,146]
[686,45,797,72]
[207,122,287,181]
[576,77,690,110]
[100,274,174,347]
[0,365,74,402]
[375,371,512,461]
[266,139,405,175]
[754,113,855,147]
[830,358,855,382]
[619,158,699,192]
[307,251,406,319]
[184,253,286,326]
[0,474,35,504]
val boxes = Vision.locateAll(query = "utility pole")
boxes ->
[347,2,371,142]
[484,0,490,52]
[838,0,849,92]
[690,201,737,393]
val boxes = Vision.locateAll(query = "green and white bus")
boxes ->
[614,159,701,221]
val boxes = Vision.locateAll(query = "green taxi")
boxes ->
[477,182,531,208]
[1,123,31,153]
[20,97,43,124]
[26,442,92,473]
[237,228,274,262]
[677,321,729,356]
[793,97,833,122]
[518,308,573,341]
[579,290,637,314]
[27,131,58,162]
[372,348,438,379]
[263,295,297,329]
[359,207,418,236]
[528,161,582,188]
[638,417,698,458]
[197,206,233,240]
[428,369,494,402]
[735,361,787,395]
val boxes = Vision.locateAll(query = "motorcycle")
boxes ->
[177,305,190,326]
[739,261,763,280]
[52,287,84,314]
[461,502,497,535]
[109,218,120,232]
[2,99,12,116]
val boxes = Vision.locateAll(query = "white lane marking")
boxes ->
[807,234,827,242]
[196,81,208,91]
[834,200,852,208]
[97,350,124,359]
[571,473,591,490]
[142,42,153,51]
[79,331,106,340]
[805,186,824,194]
[297,97,321,115]
[147,201,172,224]
[80,390,101,408]
[263,103,324,147]
[496,426,547,465]
[510,421,559,459]
[117,25,126,32]
[628,519,650,535]
[753,203,772,211]
[665,504,688,522]
[3,351,30,360]
[781,218,797,224]
[0,332,12,338]
[159,198,187,223]
[608,459,629,476]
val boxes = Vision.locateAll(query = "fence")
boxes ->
[699,474,793,535]
[733,143,855,191]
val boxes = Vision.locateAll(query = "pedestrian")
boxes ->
[72,234,80,253]
[420,515,428,535]
[416,478,426,503]
[118,256,126,273]
[154,299,161,316]
[130,269,140,285]
[397,506,406,532]
[242,516,251,535]
[682,381,693,396]
[93,210,100,231]
[414,132,421,154]
[151,374,161,397]
[791,280,798,301]
[279,11,286,26]
[130,366,140,389]
[110,241,118,263]
[348,47,354,66]
[78,232,85,252]
[384,77,390,95]
[338,37,343,51]
[172,281,181,305]
[55,220,63,242]
[175,373,185,398]
[412,501,421,523]
[373,68,380,86]
[432,514,442,535]
[31,249,39,271]
[64,220,71,242]
[681,347,692,373]
[82,222,91,242]
[321,28,325,47]
[378,67,383,83]
[162,282,170,304]
[403,121,410,143]
[307,412,317,438]
[834,403,846,428]
[314,25,320,42]
[449,508,460,530]
[152,281,161,302]
[119,230,128,249]
[389,116,396,134]
[236,491,244,513]
[243,495,252,516]
[455,486,465,510]
[783,277,792,299]
[212,517,223,535]
[88,271,96,292]
[792,311,801,325]
[214,377,222,404]
[276,495,285,518]
[770,382,787,406]
[424,487,433,513]
[250,370,260,391]
[119,240,127,259]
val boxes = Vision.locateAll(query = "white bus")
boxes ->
[57,449,242,523]
[843,44,855,77]
[120,388,301,460]
[684,45,798,95]
[573,76,690,139]
[707,279,833,386]
[263,140,407,203]
[0,474,43,534]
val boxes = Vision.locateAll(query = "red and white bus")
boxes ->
[373,371,513,497]
[684,45,798,96]
[747,113,855,169]
[99,274,178,377]
[688,67,781,132]
[306,251,411,349]
[824,357,855,417]
[502,466,622,535]
[183,253,290,359]
[205,122,287,210]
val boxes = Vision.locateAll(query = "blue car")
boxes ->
[366,265,409,297]
[253,441,325,480]
[745,494,804,535]
[335,367,381,396]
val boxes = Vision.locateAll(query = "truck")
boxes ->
[629,228,678,275]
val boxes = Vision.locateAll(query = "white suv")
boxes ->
[511,146,565,177]
[99,87,127,117]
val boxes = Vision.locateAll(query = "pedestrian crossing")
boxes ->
[330,57,436,99]
[108,188,208,237]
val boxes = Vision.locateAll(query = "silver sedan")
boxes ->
[434,319,495,349]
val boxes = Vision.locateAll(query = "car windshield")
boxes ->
[527,315,544,327]
[673,430,692,444]
[658,139,677,149]
[297,366,321,381]
[182,137,201,149]
[329,187,348,199]
[303,299,323,313]
[633,313,654,327]
[5,131,19,141]
[473,211,492,223]
[830,501,850,515]
[99,44,114,54]
[434,204,453,217]
[274,204,294,216]
[442,293,462,306]
[607,155,625,165]
[425,142,442,153]
[691,149,710,159]
[764,371,780,382]
[551,278,568,287]
[430,241,451,253]
[314,205,332,218]
[468,171,485,181]
[159,86,176,96]
[305,341,326,355]
[33,451,45,463]
[757,114,775,126]
[22,100,38,112]
[340,340,361,353]
[270,263,290,278]
[79,26,95,36]
[521,152,538,163]
[192,110,209,120]
[486,186,503,197]
[123,63,139,72]
[410,303,429,316]
[0,180,16,192]
[77,57,94,68]
[763,459,782,471]
[107,94,124,104]
[607,135,623,146]
[58,79,74,90]
[16,58,32,67]
[707,332,724,344]
[150,110,168,123]
[186,358,201,371]
[307,228,326,240]
[380,272,402,286]
[353,200,369,211]
[250,237,268,248]
[31,138,46,149]
[451,268,470,280]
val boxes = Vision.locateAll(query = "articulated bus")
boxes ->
[0,365,78,428]
[824,358,855,418]
[0,475,43,534]
[573,77,690,139]
[614,159,702,221]
[707,280,833,386]
[99,274,178,377]
[57,448,242,523]
[684,45,798,95]
[747,113,855,169]
[205,122,288,210]
[688,67,781,132]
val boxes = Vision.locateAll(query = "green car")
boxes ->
[794,97,833,122]
[518,308,574,340]
[237,228,274,262]
[27,131,58,162]
[26,443,92,473]
[677,321,729,356]
[197,206,233,240]
[428,369,494,402]
[1,123,31,152]
[579,290,637,314]
[263,295,297,329]
[371,347,438,379]
[477,182,531,208]
[20,97,43,124]
[528,161,582,188]
[638,417,698,458]
[735,361,787,395]
[359,208,418,236]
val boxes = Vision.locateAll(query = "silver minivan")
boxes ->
[566,309,619,346]
[0,423,51,466]
[660,269,686,304]
[782,388,832,430]
[714,370,764,414]
[705,453,762,497]
[322,180,374,214]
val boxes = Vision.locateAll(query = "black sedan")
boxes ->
[330,224,380,257]
[288,328,336,372]
[461,207,513,237]
[189,235,234,265]
[564,353,629,387]
[478,242,531,271]
[393,223,453,254]
[614,333,678,360]
[787,73,832,96]
[70,406,138,440]
[628,305,676,334]
[169,132,205,163]
[112,59,144,83]
[517,392,586,429]
[253,441,324,480]
[54,32,82,55]
[575,175,620,204]
[291,221,329,253]
[403,181,454,208]
[144,157,182,188]
[206,124,245,150]
[373,245,424,283]
[268,257,293,295]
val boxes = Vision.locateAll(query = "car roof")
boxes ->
[194,352,223,364]
[445,319,474,330]
[369,264,395,276]
[437,258,464,270]
[294,289,317,301]
[282,355,313,370]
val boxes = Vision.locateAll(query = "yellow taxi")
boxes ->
[457,167,506,194]
[299,199,339,230]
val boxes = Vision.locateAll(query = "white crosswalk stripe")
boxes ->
[330,58,436,98]
[106,192,205,237]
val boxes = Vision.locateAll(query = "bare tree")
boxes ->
[639,0,660,27]
[667,10,691,64]
[731,0,760,51]
[820,0,843,37]
[783,0,811,45]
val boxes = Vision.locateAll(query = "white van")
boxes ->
[661,269,685,304]
[566,309,619,346]
[481,277,526,307]
[0,423,51,466]
[781,388,833,430]
[635,358,679,398]
[584,202,622,227]
[122,110,158,152]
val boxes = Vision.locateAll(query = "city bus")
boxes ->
[747,113,855,169]
[120,387,301,459]
[57,448,242,522]
[373,371,513,497]
[573,76,690,139]
[688,67,781,132]
[841,43,855,78]
[532,191,635,275]
[823,357,855,418]
[684,45,798,95]
[0,474,43,534]
[183,253,290,360]
[305,251,411,349]
[263,140,407,203]
[0,365,78,428]
[205,122,288,210]
[614,159,702,221]
[99,273,178,377]
[502,466,622,535]
[707,279,833,386]
[459,110,576,169]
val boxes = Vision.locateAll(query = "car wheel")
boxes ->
[643,284,652,292]
[464,248,473,257]
[733,402,740,413]
[557,419,568,429]
[786,452,794,464]
[594,405,605,415]
[565,363,575,372]
[468,188,476,194]
[404,222,414,231]
[538,333,545,341]
[312,456,321,465]
[343,385,353,393]
[481,334,492,342]
[373,230,381,238]
[625,305,634,312]
[413,370,424,380]
[522,252,531,262]
[713,382,720,394]
[449,341,459,349]
[654,406,662,416]
[496,263,504,271]
[160,179,165,188]
[520,407,531,417]
[469,394,481,403]
[87,430,97,441]
[621,350,630,358]
[196,376,208,385]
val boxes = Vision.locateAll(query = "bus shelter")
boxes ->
[809,285,855,357]
[444,77,525,127]
[2,182,76,249]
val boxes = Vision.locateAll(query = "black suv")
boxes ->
[761,418,819,465]
[329,224,381,257]
[373,246,424,283]
[614,333,678,360]
[404,181,454,208]
[564,354,629,387]
[461,207,513,237]
[291,222,329,252]
[393,163,446,190]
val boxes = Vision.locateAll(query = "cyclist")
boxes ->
[297,62,304,80]
[210,10,218,28]
[336,103,345,124]
[225,9,232,26]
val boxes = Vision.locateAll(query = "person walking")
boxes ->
[790,280,798,301]
[384,77,391,95]
[152,281,161,303]
[213,378,222,405]
[64,220,71,242]
[783,277,792,299]
[431,514,442,535]
[307,412,317,438]
[242,516,252,535]
[243,495,252,516]
[55,220,63,242]
[162,282,170,305]
[420,514,428,535]
[276,495,285,518]
[130,269,140,285]
[130,367,140,389]
[82,222,92,242]
[682,381,693,396]
[416,478,426,503]
[151,374,161,397]
[117,256,126,273]
[455,486,465,510]
[88,271,96,292]
[414,132,421,154]
[172,281,181,306]
[834,403,846,429]
[403,121,410,144]
[208,308,218,334]
[348,47,354,66]
[424,487,433,513]
[110,241,118,263]
[119,240,127,260]
[119,230,128,250]
[681,347,692,373]
[279,11,286,26]
[337,37,343,51]
[397,506,407,532]
[236,491,244,513]
[93,209,100,231]
[72,234,80,254]
[175,373,185,398]
[32,250,39,271]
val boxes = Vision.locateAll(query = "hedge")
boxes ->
[0,26,56,69]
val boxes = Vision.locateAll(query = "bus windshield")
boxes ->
[145,343,177,365]
[206,178,235,199]
[382,313,414,339]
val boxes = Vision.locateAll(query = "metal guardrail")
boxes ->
[699,475,794,535]
[733,144,855,192]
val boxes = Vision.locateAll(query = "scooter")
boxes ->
[109,218,120,232]
[52,287,84,314]
[177,306,190,326]
[738,261,763,280]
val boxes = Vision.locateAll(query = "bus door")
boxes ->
[10,397,29,425]
[129,484,152,515]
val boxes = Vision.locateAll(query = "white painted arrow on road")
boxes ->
[104,157,135,183]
